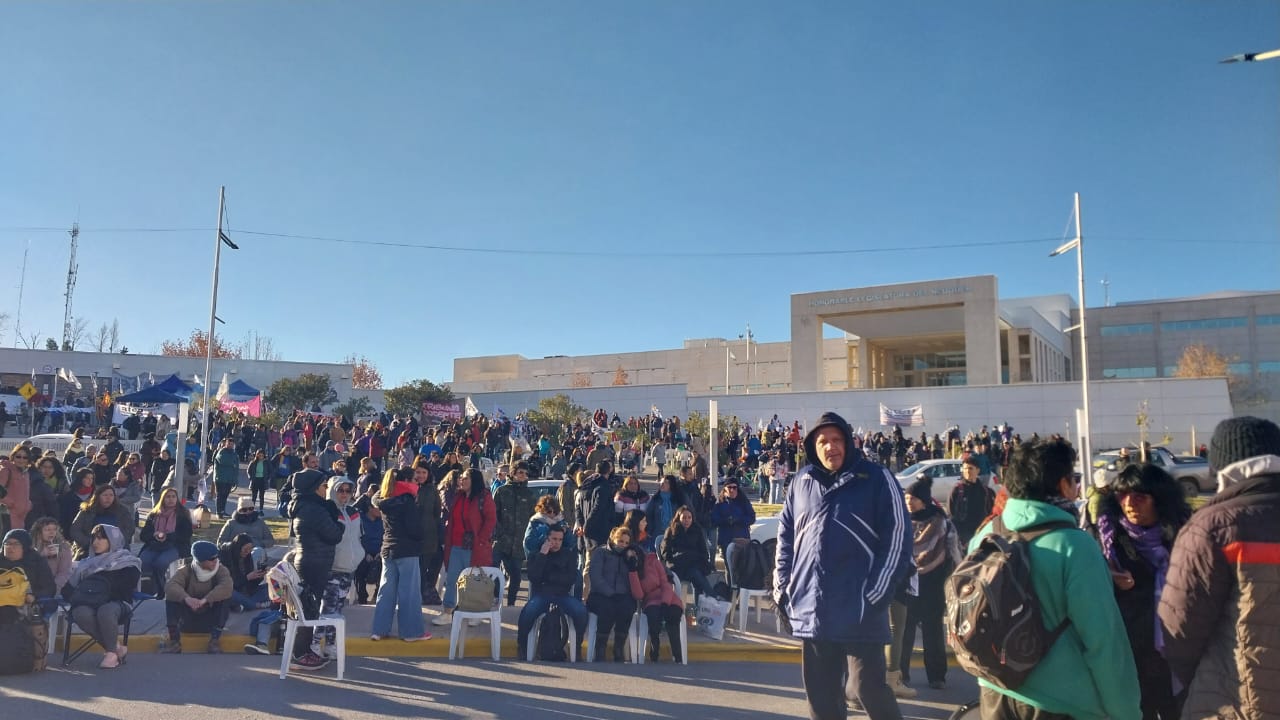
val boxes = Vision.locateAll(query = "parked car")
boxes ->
[1091,446,1211,497]
[895,459,966,508]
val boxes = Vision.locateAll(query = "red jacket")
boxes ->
[628,551,681,609]
[442,490,496,568]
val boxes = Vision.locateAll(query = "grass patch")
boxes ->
[754,503,783,517]
[191,516,291,544]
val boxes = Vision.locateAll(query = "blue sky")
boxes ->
[3,2,1277,387]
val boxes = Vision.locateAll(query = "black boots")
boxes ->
[666,622,683,663]
[648,633,661,662]
[612,632,627,662]
[593,638,609,662]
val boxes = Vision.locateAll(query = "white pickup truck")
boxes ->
[1092,446,1212,496]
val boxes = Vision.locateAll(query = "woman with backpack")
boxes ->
[1092,464,1189,720]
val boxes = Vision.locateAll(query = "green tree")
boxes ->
[333,396,375,421]
[45,337,58,351]
[265,373,338,412]
[526,394,588,443]
[383,378,453,417]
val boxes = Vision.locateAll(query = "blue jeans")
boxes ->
[139,546,179,596]
[441,547,472,610]
[372,556,424,638]
[232,586,269,611]
[517,593,588,651]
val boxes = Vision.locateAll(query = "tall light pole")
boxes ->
[198,186,237,475]
[1050,192,1090,492]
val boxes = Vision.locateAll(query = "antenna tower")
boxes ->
[62,223,79,350]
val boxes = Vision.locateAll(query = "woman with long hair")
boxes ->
[1094,463,1191,720]
[31,516,73,595]
[69,485,135,559]
[433,468,495,627]
[621,509,651,553]
[628,520,684,663]
[246,449,271,512]
[138,487,193,596]
[371,467,428,641]
[659,506,715,600]
[644,475,685,550]
[147,448,175,504]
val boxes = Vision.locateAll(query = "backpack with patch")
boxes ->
[943,517,1074,690]
[731,539,770,591]
[265,559,303,618]
[535,605,569,661]
[0,567,31,609]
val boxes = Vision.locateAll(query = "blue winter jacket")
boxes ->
[774,450,912,643]
[708,498,756,550]
[360,514,383,558]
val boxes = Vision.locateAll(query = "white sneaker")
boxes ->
[432,613,452,626]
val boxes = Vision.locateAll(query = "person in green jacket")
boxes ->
[212,438,241,519]
[968,438,1140,720]
[492,460,537,606]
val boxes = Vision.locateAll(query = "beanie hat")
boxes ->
[1209,416,1280,471]
[905,477,933,504]
[236,496,255,512]
[191,541,218,562]
[961,453,981,468]
[291,469,326,495]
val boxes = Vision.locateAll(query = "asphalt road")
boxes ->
[1,656,979,720]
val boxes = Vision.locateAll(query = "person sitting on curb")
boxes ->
[161,540,233,654]
[217,497,276,549]
[516,525,587,660]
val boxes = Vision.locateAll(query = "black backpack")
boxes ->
[536,605,569,661]
[944,517,1074,690]
[0,621,36,675]
[731,539,770,590]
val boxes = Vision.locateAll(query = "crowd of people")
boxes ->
[2,404,1278,720]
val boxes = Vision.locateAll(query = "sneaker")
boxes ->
[289,653,329,671]
[159,640,182,654]
[244,643,271,655]
[467,618,480,627]
[423,589,443,606]
[370,634,382,641]
[432,613,453,626]
[403,632,433,642]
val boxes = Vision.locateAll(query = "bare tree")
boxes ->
[90,322,110,352]
[62,317,89,351]
[107,319,120,353]
[17,329,43,349]
[242,331,280,361]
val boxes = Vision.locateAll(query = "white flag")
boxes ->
[464,397,479,418]
[215,372,230,400]
[193,374,202,386]
[66,370,82,390]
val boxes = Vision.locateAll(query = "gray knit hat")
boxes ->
[1208,416,1280,471]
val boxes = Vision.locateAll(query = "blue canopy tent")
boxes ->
[152,374,195,398]
[223,379,260,400]
[113,386,190,405]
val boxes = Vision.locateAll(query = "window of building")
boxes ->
[1257,315,1280,327]
[1259,361,1280,374]
[1160,317,1248,332]
[1103,367,1157,379]
[1100,323,1154,336]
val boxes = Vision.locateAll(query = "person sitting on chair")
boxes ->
[61,524,142,669]
[516,525,586,660]
[161,540,232,654]
[1,529,56,621]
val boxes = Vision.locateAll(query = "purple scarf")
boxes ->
[1102,514,1171,653]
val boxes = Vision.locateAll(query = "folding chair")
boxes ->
[62,591,153,666]
[275,570,346,680]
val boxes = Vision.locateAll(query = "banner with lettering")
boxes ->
[112,402,179,425]
[220,396,262,417]
[421,400,464,421]
[879,403,925,427]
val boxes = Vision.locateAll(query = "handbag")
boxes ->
[0,567,30,608]
[695,594,732,641]
[70,573,113,608]
[455,567,495,612]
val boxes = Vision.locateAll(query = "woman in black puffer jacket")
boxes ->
[659,506,716,600]
[287,469,343,669]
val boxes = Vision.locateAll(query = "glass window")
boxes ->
[1258,361,1280,374]
[1160,317,1248,332]
[1102,367,1157,379]
[1100,323,1153,336]
[1258,315,1280,327]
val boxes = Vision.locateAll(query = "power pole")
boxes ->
[62,223,80,350]
[1100,274,1110,307]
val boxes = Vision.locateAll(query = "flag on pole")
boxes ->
[215,372,230,400]
[193,374,202,386]
[148,372,155,386]
[651,404,663,420]
[60,368,83,390]
[464,397,479,418]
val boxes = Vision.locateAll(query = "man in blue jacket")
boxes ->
[774,412,912,720]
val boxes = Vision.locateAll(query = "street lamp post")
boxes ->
[198,186,237,476]
[1050,192,1091,494]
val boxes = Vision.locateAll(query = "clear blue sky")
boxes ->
[3,2,1277,387]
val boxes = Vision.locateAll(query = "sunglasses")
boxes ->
[12,455,29,460]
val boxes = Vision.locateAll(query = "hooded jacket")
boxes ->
[523,512,565,558]
[0,529,56,599]
[970,498,1141,720]
[526,541,578,597]
[327,479,363,574]
[1158,455,1280,720]
[378,486,424,561]
[216,509,275,549]
[288,472,343,583]
[629,551,681,609]
[492,480,537,561]
[69,500,136,560]
[774,412,912,644]
[575,472,617,549]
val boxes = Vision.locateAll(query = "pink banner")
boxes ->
[220,396,262,417]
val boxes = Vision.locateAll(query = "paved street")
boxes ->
[0,656,978,719]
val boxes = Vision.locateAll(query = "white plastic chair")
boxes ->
[448,566,504,660]
[634,572,689,665]
[525,609,578,662]
[733,588,778,633]
[585,611,638,662]
[276,573,345,680]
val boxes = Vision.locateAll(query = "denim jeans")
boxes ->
[371,556,424,638]
[441,547,472,610]
[516,593,588,651]
[139,546,179,596]
[232,586,269,611]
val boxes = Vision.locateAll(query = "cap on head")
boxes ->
[1209,416,1280,471]
[191,541,218,562]
[236,497,254,512]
